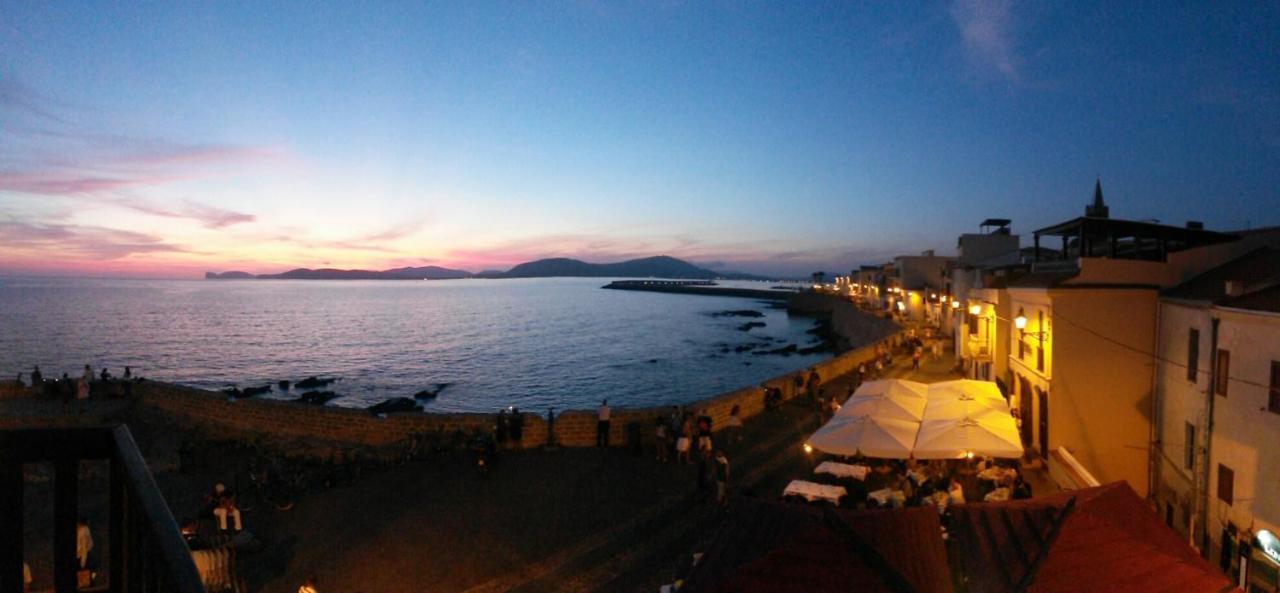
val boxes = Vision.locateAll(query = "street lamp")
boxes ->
[951,300,960,309]
[968,304,982,316]
[1014,308,1028,330]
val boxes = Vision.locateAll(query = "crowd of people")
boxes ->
[595,401,737,506]
[13,363,139,400]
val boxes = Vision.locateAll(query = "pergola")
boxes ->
[1031,217,1234,263]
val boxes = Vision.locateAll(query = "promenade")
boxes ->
[11,332,1056,593]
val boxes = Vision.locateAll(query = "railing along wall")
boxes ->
[0,426,203,593]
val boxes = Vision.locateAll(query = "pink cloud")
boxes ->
[0,171,174,195]
[0,220,190,261]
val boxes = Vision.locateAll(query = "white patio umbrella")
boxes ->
[808,415,918,459]
[854,379,929,400]
[922,395,1011,420]
[837,393,927,422]
[927,379,1006,403]
[912,415,1024,459]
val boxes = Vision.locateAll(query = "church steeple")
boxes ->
[1086,178,1109,218]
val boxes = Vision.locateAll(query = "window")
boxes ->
[1184,423,1196,470]
[968,314,979,336]
[1270,361,1280,415]
[1217,464,1234,504]
[1187,329,1199,382]
[1215,350,1230,397]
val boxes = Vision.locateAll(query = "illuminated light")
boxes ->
[1257,530,1280,565]
[930,293,937,299]
[1014,308,1028,330]
[968,304,982,316]
[803,443,813,454]
[965,451,975,459]
[896,301,906,311]
[951,300,961,309]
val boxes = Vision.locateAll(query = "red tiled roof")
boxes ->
[950,482,1235,593]
[682,502,951,593]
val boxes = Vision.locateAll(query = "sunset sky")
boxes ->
[2,2,1278,278]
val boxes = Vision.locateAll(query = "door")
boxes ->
[1037,388,1049,457]
[1018,377,1033,447]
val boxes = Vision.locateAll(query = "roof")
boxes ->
[949,482,1234,593]
[681,501,951,593]
[1033,217,1236,246]
[1221,283,1280,313]
[1007,269,1078,289]
[1163,247,1280,310]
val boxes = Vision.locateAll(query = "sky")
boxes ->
[1,1,1278,279]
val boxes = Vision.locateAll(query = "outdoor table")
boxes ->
[867,487,905,507]
[978,467,1016,483]
[783,480,847,505]
[984,487,1011,502]
[814,461,870,481]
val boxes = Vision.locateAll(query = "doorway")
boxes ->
[1037,387,1049,457]
[1018,376,1033,447]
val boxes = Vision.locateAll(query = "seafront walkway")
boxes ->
[8,336,1055,593]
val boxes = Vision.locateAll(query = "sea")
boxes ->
[0,277,830,413]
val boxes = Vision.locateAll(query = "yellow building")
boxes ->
[1007,182,1243,498]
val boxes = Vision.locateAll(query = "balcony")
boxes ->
[1,426,203,593]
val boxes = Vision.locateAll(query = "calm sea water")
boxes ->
[0,277,826,413]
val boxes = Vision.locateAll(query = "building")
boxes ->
[949,219,1023,387]
[853,263,891,310]
[1005,181,1244,498]
[1151,244,1280,588]
[887,251,955,323]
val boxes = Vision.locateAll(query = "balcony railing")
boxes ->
[1,425,203,593]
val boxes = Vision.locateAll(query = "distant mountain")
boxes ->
[205,271,254,279]
[204,255,767,281]
[503,255,767,280]
[382,266,474,280]
[204,266,473,280]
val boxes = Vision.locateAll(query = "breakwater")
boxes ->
[602,280,792,301]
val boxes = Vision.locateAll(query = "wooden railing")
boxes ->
[0,426,203,593]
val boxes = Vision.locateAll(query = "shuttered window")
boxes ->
[1217,464,1234,504]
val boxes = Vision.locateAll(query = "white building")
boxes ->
[1152,245,1280,589]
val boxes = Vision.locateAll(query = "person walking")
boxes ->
[714,450,730,506]
[677,415,693,464]
[696,410,713,459]
[724,404,744,444]
[912,347,922,370]
[30,365,42,387]
[76,517,94,571]
[77,365,92,400]
[596,399,611,447]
